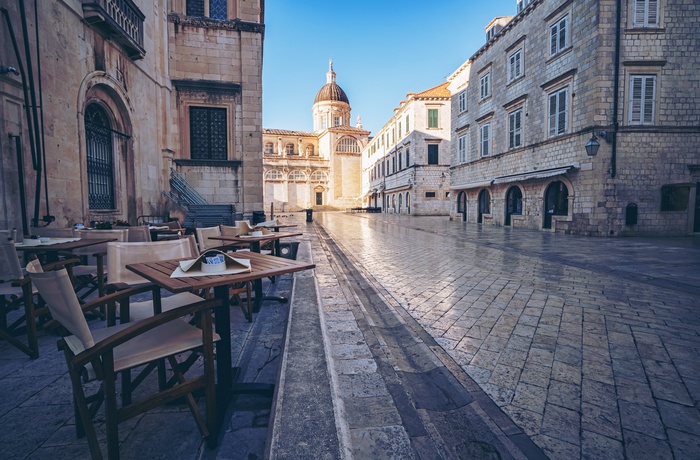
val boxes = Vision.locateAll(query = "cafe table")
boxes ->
[209,232,302,306]
[126,251,315,436]
[14,237,117,263]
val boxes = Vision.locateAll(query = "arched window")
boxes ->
[288,170,307,181]
[85,104,115,210]
[264,142,275,155]
[285,143,295,155]
[505,186,523,226]
[310,170,328,182]
[336,137,360,153]
[265,170,284,180]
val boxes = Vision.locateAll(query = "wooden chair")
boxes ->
[71,229,128,299]
[195,226,225,252]
[26,260,220,460]
[0,240,38,358]
[106,239,205,323]
[126,226,152,242]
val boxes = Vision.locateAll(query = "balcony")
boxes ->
[82,0,145,60]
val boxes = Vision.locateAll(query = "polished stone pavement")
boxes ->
[1,212,699,459]
[314,212,700,459]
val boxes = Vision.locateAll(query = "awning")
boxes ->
[492,165,576,185]
[449,179,493,190]
[384,184,412,193]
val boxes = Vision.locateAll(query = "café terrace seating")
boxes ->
[26,259,220,460]
[0,240,39,358]
[105,238,206,323]
[71,229,129,299]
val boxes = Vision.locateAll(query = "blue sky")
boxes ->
[262,0,518,135]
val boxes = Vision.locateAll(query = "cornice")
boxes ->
[168,13,265,34]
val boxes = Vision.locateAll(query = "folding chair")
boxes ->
[26,260,220,460]
[0,240,38,358]
[71,229,128,299]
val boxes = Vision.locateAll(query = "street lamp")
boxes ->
[585,130,610,157]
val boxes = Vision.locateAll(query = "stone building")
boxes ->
[362,82,452,216]
[0,0,264,234]
[262,61,369,211]
[449,0,700,236]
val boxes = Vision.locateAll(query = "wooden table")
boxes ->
[14,237,116,263]
[210,233,302,306]
[126,252,315,435]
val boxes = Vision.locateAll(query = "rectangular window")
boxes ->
[187,0,227,20]
[550,15,568,56]
[633,0,659,27]
[405,115,410,132]
[458,90,467,113]
[321,117,327,130]
[392,156,396,173]
[428,144,439,164]
[425,192,436,198]
[508,48,523,82]
[509,109,523,149]
[548,88,568,137]
[458,134,468,163]
[398,152,402,170]
[405,148,410,166]
[629,75,656,125]
[334,116,341,127]
[398,122,402,137]
[428,109,439,128]
[480,123,490,157]
[480,73,490,99]
[190,107,227,160]
[661,185,690,211]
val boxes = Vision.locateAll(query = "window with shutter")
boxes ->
[480,124,490,157]
[633,0,659,27]
[550,16,568,56]
[628,75,656,125]
[548,88,568,137]
[509,109,523,149]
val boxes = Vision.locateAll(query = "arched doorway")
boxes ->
[392,194,396,213]
[398,194,402,214]
[505,186,523,226]
[543,181,569,229]
[457,191,467,222]
[406,192,411,215]
[477,189,490,223]
[314,186,324,206]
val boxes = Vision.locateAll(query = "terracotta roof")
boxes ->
[263,128,316,137]
[327,125,370,135]
[412,82,451,99]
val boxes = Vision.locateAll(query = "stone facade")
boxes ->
[262,62,369,211]
[449,0,700,236]
[0,0,264,233]
[362,83,452,216]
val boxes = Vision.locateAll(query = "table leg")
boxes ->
[213,284,232,398]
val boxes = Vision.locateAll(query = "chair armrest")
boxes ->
[72,298,221,368]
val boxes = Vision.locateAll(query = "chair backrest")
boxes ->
[29,226,75,238]
[127,226,152,242]
[195,226,222,252]
[236,221,254,234]
[165,220,182,230]
[220,225,243,237]
[107,239,195,285]
[74,229,128,259]
[26,260,95,348]
[0,240,24,280]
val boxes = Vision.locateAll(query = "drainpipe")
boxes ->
[9,134,28,235]
[611,0,621,178]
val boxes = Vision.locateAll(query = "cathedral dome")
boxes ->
[313,59,349,105]
[314,82,349,104]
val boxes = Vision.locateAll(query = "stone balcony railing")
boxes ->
[82,0,145,60]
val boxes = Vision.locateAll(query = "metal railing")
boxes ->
[169,168,208,205]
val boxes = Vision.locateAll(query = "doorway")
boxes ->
[457,191,467,222]
[505,186,523,226]
[477,189,490,223]
[543,181,569,229]
[316,191,323,205]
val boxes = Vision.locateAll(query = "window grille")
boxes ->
[190,107,227,160]
[85,104,115,210]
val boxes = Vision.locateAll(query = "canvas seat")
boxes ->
[71,229,129,300]
[26,260,220,460]
[0,240,39,358]
[106,238,205,323]
[126,225,152,242]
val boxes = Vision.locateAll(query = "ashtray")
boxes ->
[201,252,226,273]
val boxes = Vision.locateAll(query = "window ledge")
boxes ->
[174,159,241,168]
